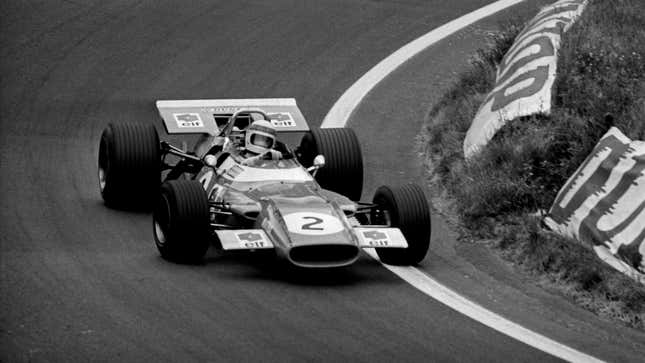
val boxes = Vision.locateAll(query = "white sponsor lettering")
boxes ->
[545,127,645,283]
[362,230,390,246]
[174,112,204,128]
[464,0,588,158]
[268,112,296,128]
[212,107,242,114]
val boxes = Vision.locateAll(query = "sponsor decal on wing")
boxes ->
[216,229,274,250]
[267,112,296,128]
[173,112,204,128]
[237,231,263,242]
[356,228,407,248]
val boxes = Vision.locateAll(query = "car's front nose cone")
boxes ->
[288,243,360,268]
[263,195,361,268]
[280,212,360,268]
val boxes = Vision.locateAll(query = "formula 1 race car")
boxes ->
[98,99,431,267]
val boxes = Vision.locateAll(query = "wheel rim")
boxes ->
[153,194,171,247]
[98,167,106,192]
[154,220,167,245]
[373,208,392,226]
[372,195,394,226]
[98,133,109,194]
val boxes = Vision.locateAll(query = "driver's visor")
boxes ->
[250,134,274,149]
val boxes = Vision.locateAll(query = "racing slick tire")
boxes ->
[153,180,210,263]
[371,184,431,265]
[298,128,363,201]
[98,123,160,209]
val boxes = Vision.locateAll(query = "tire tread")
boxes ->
[154,180,209,263]
[98,123,160,209]
[373,184,431,265]
[299,128,363,200]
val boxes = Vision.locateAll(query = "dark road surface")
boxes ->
[1,1,643,362]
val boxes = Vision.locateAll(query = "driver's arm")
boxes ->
[267,149,283,159]
[241,150,282,165]
[194,134,228,158]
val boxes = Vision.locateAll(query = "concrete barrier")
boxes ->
[544,127,645,284]
[464,0,587,158]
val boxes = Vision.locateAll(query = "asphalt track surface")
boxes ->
[1,0,644,362]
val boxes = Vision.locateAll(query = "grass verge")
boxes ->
[421,0,645,330]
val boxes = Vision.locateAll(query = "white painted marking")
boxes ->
[365,250,602,363]
[322,0,526,128]
[323,1,605,361]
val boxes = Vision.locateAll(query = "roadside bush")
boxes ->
[423,0,645,329]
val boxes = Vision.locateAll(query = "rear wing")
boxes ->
[155,98,309,135]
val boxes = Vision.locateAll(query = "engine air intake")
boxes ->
[289,245,359,267]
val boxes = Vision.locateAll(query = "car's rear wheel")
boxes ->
[371,184,431,265]
[98,123,160,209]
[298,128,363,201]
[153,180,210,263]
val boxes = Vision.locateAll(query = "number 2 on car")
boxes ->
[283,212,344,235]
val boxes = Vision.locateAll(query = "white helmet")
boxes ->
[245,120,276,154]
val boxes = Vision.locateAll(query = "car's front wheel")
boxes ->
[153,180,210,263]
[98,123,160,209]
[371,184,431,265]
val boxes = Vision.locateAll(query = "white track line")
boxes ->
[322,0,605,361]
[322,0,525,127]
[365,251,602,363]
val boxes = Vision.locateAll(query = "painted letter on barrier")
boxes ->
[464,0,588,158]
[545,128,645,282]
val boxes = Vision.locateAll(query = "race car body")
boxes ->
[191,153,407,267]
[98,98,431,267]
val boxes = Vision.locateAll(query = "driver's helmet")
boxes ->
[244,119,277,154]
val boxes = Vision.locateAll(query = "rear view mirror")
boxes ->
[307,155,325,176]
[313,155,325,168]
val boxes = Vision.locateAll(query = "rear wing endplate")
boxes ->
[156,98,309,134]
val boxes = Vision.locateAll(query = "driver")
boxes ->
[239,120,282,164]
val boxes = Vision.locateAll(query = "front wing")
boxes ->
[215,227,408,251]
